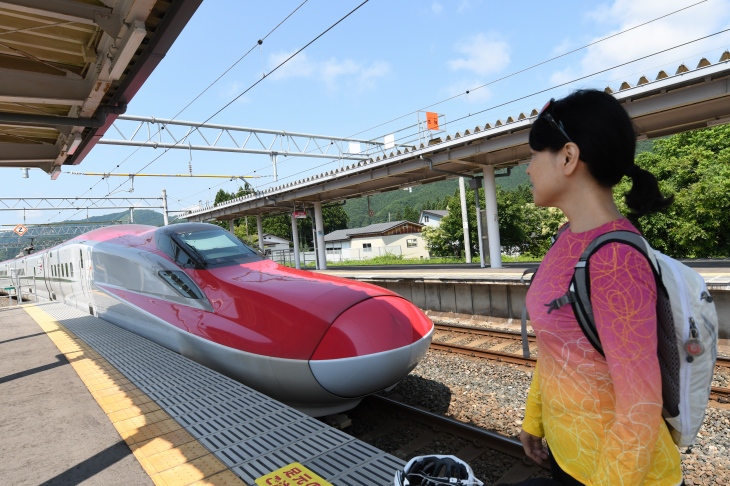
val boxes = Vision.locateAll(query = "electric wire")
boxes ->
[100,0,371,212]
[249,26,730,190]
[44,0,311,224]
[235,0,711,182]
[343,0,710,140]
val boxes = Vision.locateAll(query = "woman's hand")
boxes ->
[520,429,549,465]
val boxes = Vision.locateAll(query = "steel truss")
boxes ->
[99,115,411,180]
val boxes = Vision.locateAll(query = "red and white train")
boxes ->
[0,223,433,416]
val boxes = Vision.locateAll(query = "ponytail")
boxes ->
[624,164,673,217]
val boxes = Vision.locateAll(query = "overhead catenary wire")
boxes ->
[99,0,371,211]
[251,26,730,190]
[45,1,311,224]
[235,0,711,182]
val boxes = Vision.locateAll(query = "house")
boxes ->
[419,209,448,227]
[324,221,428,261]
[260,234,290,252]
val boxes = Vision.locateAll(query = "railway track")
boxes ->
[432,323,730,403]
[347,395,548,484]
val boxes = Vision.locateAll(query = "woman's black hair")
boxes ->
[528,89,672,217]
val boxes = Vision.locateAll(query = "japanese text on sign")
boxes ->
[426,112,439,130]
[255,462,332,486]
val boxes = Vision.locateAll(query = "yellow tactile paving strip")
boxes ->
[22,304,247,486]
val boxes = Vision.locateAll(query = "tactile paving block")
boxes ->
[36,303,404,485]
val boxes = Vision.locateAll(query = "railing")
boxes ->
[268,246,403,267]
[324,246,402,263]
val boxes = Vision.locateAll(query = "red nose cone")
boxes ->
[310,296,433,360]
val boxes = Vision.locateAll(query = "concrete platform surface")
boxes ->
[0,306,152,486]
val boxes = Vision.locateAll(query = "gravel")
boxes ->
[382,348,730,485]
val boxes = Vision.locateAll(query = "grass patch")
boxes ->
[280,253,541,267]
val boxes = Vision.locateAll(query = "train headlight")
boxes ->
[158,270,205,299]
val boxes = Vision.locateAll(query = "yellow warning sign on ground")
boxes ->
[255,462,332,486]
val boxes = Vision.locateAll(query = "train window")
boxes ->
[158,271,204,299]
[161,228,262,268]
[69,262,73,277]
[80,250,84,268]
[64,263,68,277]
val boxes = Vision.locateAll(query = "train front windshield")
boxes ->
[174,229,262,267]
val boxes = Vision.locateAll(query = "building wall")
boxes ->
[351,233,429,259]
[419,214,443,227]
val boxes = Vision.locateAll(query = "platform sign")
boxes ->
[426,111,439,130]
[13,224,28,236]
[255,462,332,486]
[293,210,308,219]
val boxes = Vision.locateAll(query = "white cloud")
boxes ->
[431,1,442,14]
[221,81,250,104]
[268,52,390,90]
[268,51,315,80]
[447,33,510,75]
[551,0,730,88]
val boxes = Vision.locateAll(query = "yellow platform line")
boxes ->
[22,304,246,486]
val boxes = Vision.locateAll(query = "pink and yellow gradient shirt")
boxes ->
[523,218,682,486]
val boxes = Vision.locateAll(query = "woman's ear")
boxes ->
[562,142,580,175]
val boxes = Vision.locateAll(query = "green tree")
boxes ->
[614,124,730,258]
[422,183,564,258]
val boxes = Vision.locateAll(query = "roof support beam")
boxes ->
[0,67,89,104]
[0,143,59,163]
[0,0,121,37]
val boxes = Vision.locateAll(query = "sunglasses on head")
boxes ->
[539,98,573,143]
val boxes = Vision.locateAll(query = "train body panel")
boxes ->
[3,223,434,415]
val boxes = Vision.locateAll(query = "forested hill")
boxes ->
[344,165,530,228]
[64,209,164,226]
[0,210,165,261]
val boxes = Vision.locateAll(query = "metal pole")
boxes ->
[162,189,169,226]
[290,211,301,270]
[130,207,134,223]
[483,167,502,269]
[458,177,472,263]
[314,202,327,270]
[256,215,264,253]
[473,187,486,268]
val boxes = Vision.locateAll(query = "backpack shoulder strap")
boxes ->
[549,230,659,356]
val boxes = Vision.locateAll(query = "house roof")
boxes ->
[324,221,423,242]
[421,210,448,217]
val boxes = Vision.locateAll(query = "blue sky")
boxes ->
[6,0,730,227]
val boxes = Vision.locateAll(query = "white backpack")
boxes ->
[534,230,718,447]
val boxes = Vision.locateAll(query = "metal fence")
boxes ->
[269,246,403,267]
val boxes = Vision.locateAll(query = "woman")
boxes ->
[517,89,682,485]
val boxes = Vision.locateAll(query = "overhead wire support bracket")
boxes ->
[99,115,411,162]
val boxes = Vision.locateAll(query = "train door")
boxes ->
[39,253,51,300]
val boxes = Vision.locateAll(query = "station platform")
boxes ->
[316,263,730,340]
[316,263,730,287]
[0,302,404,486]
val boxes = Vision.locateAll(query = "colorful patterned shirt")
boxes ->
[523,218,682,485]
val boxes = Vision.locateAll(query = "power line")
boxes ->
[252,26,730,189]
[101,0,371,205]
[46,1,311,224]
[234,0,710,183]
[345,0,710,140]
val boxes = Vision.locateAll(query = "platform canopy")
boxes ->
[0,0,201,179]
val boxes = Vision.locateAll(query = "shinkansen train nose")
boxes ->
[308,296,433,398]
